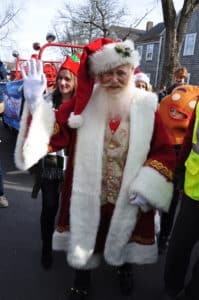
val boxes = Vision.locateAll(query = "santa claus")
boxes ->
[15,38,175,299]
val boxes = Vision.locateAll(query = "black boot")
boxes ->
[41,241,53,270]
[67,287,89,300]
[116,263,134,296]
[175,290,190,300]
[158,235,169,255]
[67,270,91,300]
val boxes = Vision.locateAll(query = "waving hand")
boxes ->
[21,59,47,114]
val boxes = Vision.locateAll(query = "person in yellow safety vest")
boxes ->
[164,97,199,300]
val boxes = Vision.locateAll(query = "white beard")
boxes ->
[93,75,134,121]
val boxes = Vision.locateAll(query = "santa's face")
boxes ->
[99,64,132,93]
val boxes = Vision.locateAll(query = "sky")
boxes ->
[1,0,183,62]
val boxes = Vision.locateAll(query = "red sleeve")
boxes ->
[48,98,75,152]
[145,111,176,181]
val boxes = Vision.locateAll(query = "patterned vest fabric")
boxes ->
[100,119,129,205]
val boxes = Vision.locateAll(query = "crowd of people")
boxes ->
[1,37,199,300]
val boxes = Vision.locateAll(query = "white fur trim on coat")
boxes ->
[129,166,173,212]
[14,99,55,170]
[89,40,140,75]
[68,112,84,128]
[123,240,158,264]
[52,230,70,251]
[52,230,101,269]
[66,85,163,268]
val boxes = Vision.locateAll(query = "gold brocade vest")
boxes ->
[100,119,129,205]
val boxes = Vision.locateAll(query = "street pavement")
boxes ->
[0,118,196,300]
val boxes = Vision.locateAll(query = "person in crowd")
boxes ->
[0,162,8,208]
[27,54,80,270]
[134,71,152,91]
[159,67,188,102]
[0,98,8,208]
[158,85,199,254]
[0,60,7,81]
[15,38,176,299]
[164,95,199,300]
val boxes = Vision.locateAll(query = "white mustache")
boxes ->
[102,82,123,88]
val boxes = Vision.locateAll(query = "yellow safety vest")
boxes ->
[184,103,199,200]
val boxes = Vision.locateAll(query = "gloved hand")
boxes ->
[129,193,147,206]
[21,59,47,114]
[129,193,152,212]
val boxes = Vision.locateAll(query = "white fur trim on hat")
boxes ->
[68,112,84,128]
[89,40,140,75]
[135,72,150,85]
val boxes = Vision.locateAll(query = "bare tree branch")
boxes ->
[133,7,155,28]
[0,3,21,45]
[52,0,149,43]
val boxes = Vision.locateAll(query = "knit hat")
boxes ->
[68,37,140,128]
[135,72,150,85]
[59,53,81,76]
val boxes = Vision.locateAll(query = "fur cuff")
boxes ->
[129,166,173,212]
[15,100,55,170]
[68,112,84,128]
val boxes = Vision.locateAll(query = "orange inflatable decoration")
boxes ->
[158,85,199,145]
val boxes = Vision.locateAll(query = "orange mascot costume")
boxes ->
[157,84,199,253]
[159,85,199,145]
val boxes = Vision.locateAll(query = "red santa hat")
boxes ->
[59,53,81,76]
[134,68,142,74]
[68,37,140,128]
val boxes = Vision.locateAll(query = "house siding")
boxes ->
[134,7,199,89]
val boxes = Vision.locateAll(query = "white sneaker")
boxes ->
[0,195,8,207]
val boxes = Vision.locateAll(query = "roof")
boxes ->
[109,25,145,41]
[137,22,165,43]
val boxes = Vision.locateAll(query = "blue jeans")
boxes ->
[0,161,4,196]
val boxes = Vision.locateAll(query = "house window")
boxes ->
[136,46,143,58]
[183,33,197,56]
[146,44,154,61]
[146,73,151,80]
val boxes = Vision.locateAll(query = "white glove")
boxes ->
[129,193,152,212]
[129,193,148,206]
[21,59,47,114]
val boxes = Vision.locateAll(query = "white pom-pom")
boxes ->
[68,112,84,128]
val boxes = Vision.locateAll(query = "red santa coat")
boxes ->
[15,85,175,269]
